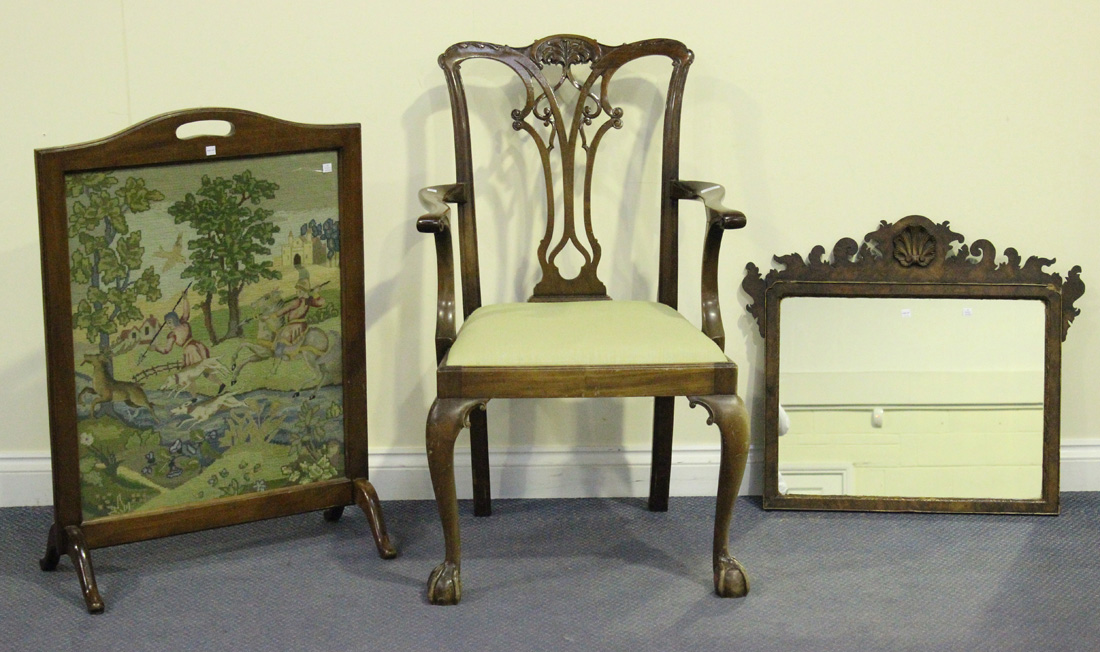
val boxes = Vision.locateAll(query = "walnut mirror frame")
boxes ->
[742,215,1084,514]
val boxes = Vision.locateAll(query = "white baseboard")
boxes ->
[1061,439,1100,491]
[0,446,764,508]
[3,439,1099,508]
[369,445,765,502]
[0,455,53,508]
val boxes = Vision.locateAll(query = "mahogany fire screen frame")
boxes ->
[35,108,394,613]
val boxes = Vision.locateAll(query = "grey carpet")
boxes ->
[2,494,1099,651]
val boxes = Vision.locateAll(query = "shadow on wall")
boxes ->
[0,349,49,451]
[386,43,768,461]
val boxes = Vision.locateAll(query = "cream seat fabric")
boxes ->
[445,300,729,367]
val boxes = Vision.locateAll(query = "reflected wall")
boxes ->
[777,297,1044,500]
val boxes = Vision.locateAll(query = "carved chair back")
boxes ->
[439,35,695,313]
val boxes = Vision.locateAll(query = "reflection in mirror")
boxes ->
[742,215,1086,513]
[778,297,1045,500]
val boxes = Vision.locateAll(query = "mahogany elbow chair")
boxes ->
[417,35,750,605]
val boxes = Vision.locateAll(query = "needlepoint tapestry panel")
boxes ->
[66,152,345,520]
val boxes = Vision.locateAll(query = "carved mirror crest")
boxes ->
[743,215,1084,514]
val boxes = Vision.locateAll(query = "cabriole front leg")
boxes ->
[426,397,488,605]
[689,394,751,598]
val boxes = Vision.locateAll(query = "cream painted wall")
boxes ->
[2,2,1098,471]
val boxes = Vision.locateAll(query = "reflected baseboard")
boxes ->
[4,440,1100,507]
[777,462,855,495]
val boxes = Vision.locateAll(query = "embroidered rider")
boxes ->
[274,278,325,351]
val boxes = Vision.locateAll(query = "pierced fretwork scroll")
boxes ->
[742,215,1086,341]
[439,35,694,302]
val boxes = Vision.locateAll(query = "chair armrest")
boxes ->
[417,183,468,363]
[672,180,747,352]
[417,183,467,232]
[671,180,746,230]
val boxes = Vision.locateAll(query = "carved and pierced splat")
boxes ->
[439,36,693,301]
[743,215,1085,340]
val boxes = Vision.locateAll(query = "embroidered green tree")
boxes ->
[167,171,282,344]
[68,173,165,361]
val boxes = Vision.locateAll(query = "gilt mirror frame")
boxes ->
[742,215,1084,514]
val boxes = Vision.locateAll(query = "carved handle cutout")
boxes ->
[175,120,234,140]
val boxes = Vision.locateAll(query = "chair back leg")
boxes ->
[648,396,676,511]
[469,409,492,516]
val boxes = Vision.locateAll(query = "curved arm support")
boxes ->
[417,184,468,362]
[672,180,746,351]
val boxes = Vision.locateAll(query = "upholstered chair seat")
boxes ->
[446,301,729,367]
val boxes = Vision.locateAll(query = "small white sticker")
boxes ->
[205,145,216,156]
[963,307,973,317]
[901,309,912,318]
[321,162,333,173]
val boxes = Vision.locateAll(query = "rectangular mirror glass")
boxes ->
[777,297,1045,500]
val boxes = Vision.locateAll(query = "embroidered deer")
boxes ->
[78,351,157,422]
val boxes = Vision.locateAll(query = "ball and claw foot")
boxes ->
[714,554,750,598]
[427,562,461,605]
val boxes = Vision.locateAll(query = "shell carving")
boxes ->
[893,225,936,267]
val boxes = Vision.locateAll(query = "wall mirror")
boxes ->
[743,216,1084,513]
